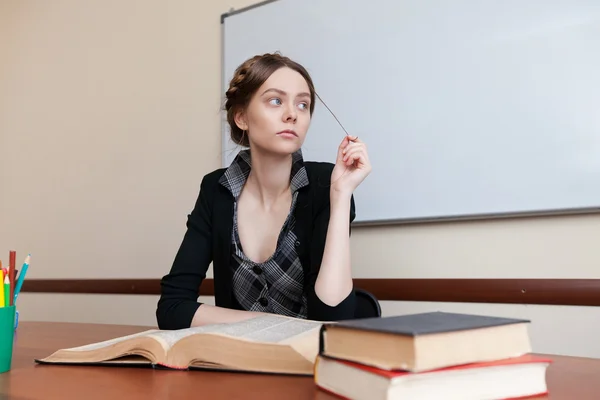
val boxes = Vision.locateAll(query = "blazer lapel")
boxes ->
[293,187,312,255]
[212,185,234,302]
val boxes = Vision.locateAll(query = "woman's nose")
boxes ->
[283,104,297,122]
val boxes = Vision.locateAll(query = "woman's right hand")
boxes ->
[330,135,372,196]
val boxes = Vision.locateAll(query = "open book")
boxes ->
[35,315,323,375]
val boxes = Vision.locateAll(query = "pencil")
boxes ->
[3,274,9,308]
[0,269,4,307]
[9,251,16,306]
[13,254,30,304]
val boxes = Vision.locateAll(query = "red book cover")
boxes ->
[333,353,552,378]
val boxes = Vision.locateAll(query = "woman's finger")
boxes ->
[342,141,365,156]
[342,145,366,162]
[337,136,352,160]
[343,148,367,167]
[349,142,369,163]
[349,153,367,168]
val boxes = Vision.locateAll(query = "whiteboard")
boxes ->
[221,0,600,224]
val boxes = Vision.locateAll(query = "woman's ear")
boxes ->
[234,109,248,131]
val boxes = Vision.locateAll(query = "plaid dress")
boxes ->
[218,149,309,318]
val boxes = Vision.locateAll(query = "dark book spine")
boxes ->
[318,324,332,355]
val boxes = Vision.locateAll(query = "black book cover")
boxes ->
[319,311,530,353]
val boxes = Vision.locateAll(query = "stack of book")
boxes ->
[314,311,551,399]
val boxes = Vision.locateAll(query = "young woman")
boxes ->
[156,53,371,329]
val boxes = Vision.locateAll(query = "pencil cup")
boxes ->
[0,306,16,373]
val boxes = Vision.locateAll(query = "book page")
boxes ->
[223,315,321,343]
[62,330,159,352]
[147,315,322,349]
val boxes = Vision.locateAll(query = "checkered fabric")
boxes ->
[218,149,309,318]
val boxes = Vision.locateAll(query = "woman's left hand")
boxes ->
[330,135,372,196]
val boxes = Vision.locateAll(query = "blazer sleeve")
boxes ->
[156,175,214,330]
[305,182,357,321]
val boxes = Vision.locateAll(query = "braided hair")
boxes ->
[224,52,316,147]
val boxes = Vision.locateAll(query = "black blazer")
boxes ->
[156,161,357,330]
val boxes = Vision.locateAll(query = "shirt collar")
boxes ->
[219,149,309,199]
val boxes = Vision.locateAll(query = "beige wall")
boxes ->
[1,1,599,358]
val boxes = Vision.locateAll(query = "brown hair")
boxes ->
[224,52,316,147]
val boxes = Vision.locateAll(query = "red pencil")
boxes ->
[9,251,16,306]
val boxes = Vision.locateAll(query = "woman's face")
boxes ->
[235,67,312,156]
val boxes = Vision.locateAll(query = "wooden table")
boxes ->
[0,322,598,399]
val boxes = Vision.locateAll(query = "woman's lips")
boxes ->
[276,129,298,138]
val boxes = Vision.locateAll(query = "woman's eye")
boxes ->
[269,98,282,106]
[298,102,309,110]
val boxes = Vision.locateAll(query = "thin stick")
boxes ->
[313,91,358,185]
[314,91,351,137]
